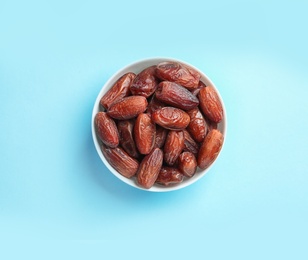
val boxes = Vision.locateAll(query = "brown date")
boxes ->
[164,130,184,166]
[107,96,148,120]
[152,107,190,130]
[183,129,199,156]
[101,146,139,178]
[156,167,184,186]
[187,107,207,143]
[137,148,163,189]
[153,125,168,149]
[95,112,119,148]
[155,61,200,89]
[198,129,224,169]
[178,151,197,177]
[134,113,156,155]
[130,66,159,98]
[198,86,223,123]
[100,72,135,110]
[117,120,139,158]
[155,81,199,110]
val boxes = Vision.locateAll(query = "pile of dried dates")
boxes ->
[95,61,224,189]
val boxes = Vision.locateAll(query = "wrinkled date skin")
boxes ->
[117,120,139,158]
[137,148,163,189]
[107,96,148,120]
[183,129,199,156]
[134,113,156,155]
[155,61,201,90]
[95,112,119,148]
[198,129,224,169]
[155,81,199,111]
[198,86,223,123]
[178,151,197,177]
[101,146,139,178]
[187,107,207,143]
[130,66,159,98]
[156,167,184,186]
[152,107,190,130]
[96,61,225,189]
[164,130,185,166]
[100,73,136,110]
[154,125,168,149]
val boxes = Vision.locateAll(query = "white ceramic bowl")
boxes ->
[92,57,227,192]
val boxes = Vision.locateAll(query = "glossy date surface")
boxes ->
[152,107,190,130]
[155,61,200,90]
[137,148,163,189]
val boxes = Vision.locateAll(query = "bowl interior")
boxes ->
[92,57,227,192]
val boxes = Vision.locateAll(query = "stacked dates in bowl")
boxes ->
[92,58,226,192]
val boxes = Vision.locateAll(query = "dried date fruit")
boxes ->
[164,130,184,166]
[107,96,148,120]
[97,61,225,188]
[100,73,135,110]
[117,120,139,158]
[155,61,200,89]
[153,126,168,149]
[197,129,224,169]
[130,66,159,98]
[101,146,139,178]
[152,107,190,130]
[134,113,156,155]
[198,86,223,123]
[156,167,184,186]
[95,112,119,148]
[187,107,207,143]
[178,152,197,177]
[137,148,163,189]
[155,81,199,110]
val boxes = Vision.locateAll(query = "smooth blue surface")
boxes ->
[1,0,307,258]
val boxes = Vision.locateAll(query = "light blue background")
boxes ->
[1,0,307,258]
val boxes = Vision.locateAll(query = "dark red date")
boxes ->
[95,112,119,148]
[107,96,148,120]
[156,167,184,186]
[198,86,223,123]
[137,148,163,189]
[100,73,135,110]
[155,81,199,110]
[178,151,197,177]
[101,146,139,178]
[198,129,224,169]
[117,120,139,158]
[130,66,159,98]
[152,107,190,130]
[155,61,200,89]
[187,107,207,143]
[164,130,184,166]
[134,113,156,155]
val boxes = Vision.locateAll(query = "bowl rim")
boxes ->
[91,57,227,192]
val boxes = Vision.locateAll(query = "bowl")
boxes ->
[92,57,227,192]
